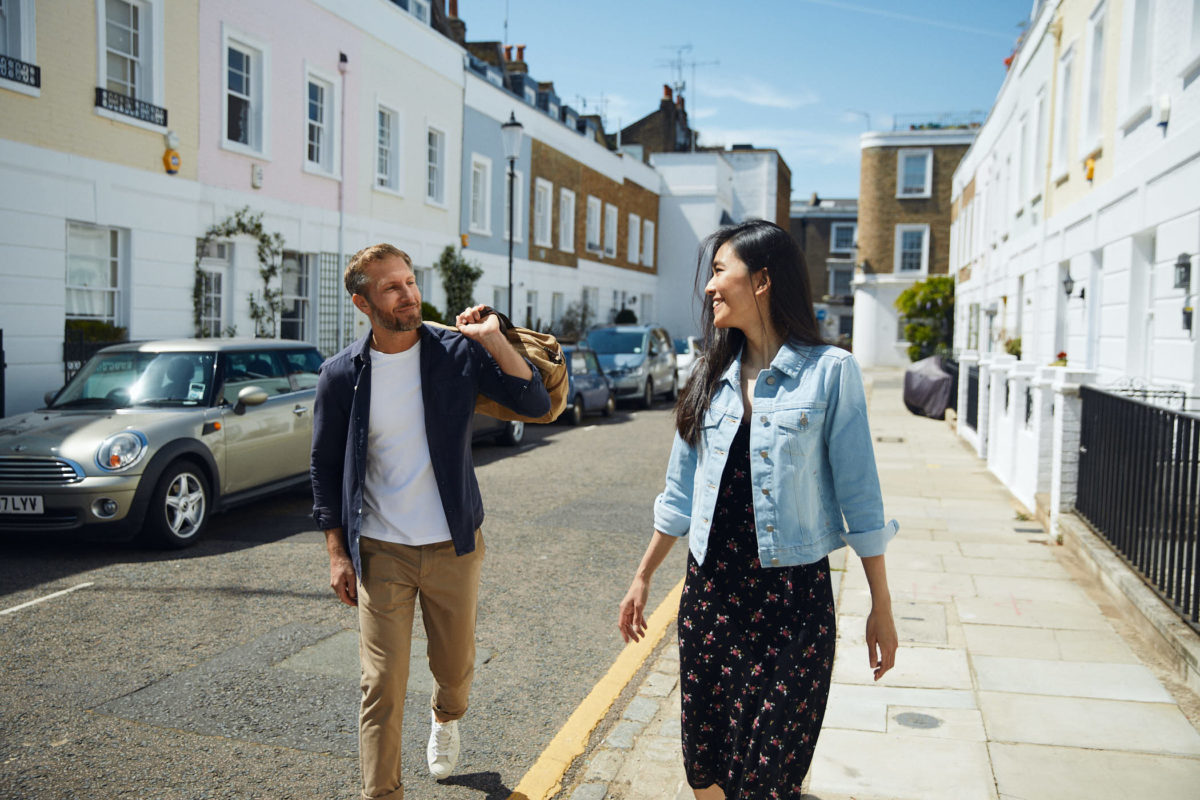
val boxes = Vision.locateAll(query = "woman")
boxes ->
[618,220,898,799]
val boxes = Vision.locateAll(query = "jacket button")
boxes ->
[771,558,780,565]
[760,415,768,424]
[766,376,775,385]
[760,450,768,458]
[761,488,770,496]
[766,524,774,532]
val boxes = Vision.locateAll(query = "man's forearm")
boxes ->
[479,330,533,380]
[325,528,350,560]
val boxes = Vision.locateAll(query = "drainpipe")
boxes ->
[337,52,348,349]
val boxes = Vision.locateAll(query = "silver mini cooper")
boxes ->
[0,339,323,548]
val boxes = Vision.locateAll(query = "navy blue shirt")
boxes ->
[310,324,551,575]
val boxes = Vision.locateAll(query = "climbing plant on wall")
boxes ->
[193,207,285,338]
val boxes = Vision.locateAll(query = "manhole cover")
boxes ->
[895,712,942,729]
[875,436,905,443]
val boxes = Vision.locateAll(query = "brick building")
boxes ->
[789,194,858,345]
[852,129,975,366]
[617,85,696,163]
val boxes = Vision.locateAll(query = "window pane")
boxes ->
[228,95,250,144]
[902,154,927,193]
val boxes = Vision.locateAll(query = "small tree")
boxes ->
[894,276,954,361]
[555,300,596,342]
[434,246,484,322]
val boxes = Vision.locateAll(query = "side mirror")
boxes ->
[233,386,269,415]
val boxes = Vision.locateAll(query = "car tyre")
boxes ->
[640,378,654,409]
[601,392,615,417]
[667,374,679,401]
[499,420,525,446]
[141,460,210,549]
[566,395,584,426]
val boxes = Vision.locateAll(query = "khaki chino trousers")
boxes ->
[357,531,485,800]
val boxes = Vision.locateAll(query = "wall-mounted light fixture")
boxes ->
[1175,252,1192,291]
[1184,294,1195,333]
[1062,271,1085,300]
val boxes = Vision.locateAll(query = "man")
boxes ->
[311,243,550,800]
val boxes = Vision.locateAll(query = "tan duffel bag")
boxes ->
[428,307,568,424]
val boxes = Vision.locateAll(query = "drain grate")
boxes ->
[875,436,906,443]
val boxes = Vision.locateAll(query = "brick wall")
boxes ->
[858,143,968,275]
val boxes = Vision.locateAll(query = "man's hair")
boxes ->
[344,243,412,297]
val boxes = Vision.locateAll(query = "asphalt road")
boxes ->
[0,403,688,800]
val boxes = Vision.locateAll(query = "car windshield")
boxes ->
[49,351,216,409]
[586,329,645,354]
[674,338,692,355]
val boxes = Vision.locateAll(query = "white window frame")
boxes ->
[1053,43,1075,181]
[894,224,930,276]
[642,220,655,267]
[533,178,553,248]
[303,63,339,178]
[94,0,165,131]
[828,264,854,296]
[375,102,402,195]
[409,0,430,24]
[1031,85,1048,203]
[896,148,932,199]
[280,251,315,343]
[221,25,270,158]
[1118,0,1154,131]
[603,203,618,258]
[585,195,602,254]
[830,222,857,253]
[503,168,524,243]
[1183,0,1200,78]
[0,0,39,98]
[469,154,492,235]
[66,222,126,326]
[627,213,641,263]
[1016,113,1029,213]
[425,125,447,207]
[551,292,565,326]
[559,188,575,252]
[1079,2,1106,157]
[198,240,231,336]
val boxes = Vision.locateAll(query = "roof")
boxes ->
[99,339,315,353]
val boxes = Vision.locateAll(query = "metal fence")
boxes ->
[965,365,980,431]
[1077,386,1200,631]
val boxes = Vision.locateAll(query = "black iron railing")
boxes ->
[965,365,979,431]
[1077,386,1200,631]
[94,88,168,126]
[0,54,40,88]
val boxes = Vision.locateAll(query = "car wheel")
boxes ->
[602,392,615,417]
[499,420,525,446]
[640,378,654,409]
[141,461,210,549]
[667,374,679,401]
[566,395,584,426]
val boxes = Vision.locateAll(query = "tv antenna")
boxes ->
[655,44,719,150]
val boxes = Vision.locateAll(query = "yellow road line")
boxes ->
[507,577,684,800]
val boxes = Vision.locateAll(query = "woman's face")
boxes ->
[705,241,766,331]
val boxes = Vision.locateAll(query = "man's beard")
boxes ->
[368,300,423,332]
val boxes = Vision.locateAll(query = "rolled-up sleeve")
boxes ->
[473,341,552,418]
[653,431,697,537]
[825,355,898,558]
[310,363,347,530]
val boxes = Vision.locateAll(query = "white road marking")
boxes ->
[1,582,95,616]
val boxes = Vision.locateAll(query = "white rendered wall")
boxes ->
[851,279,909,367]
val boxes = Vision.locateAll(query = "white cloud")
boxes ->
[699,77,819,110]
[691,107,719,120]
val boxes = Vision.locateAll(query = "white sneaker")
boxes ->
[427,709,460,779]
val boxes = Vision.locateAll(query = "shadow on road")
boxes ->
[439,771,515,800]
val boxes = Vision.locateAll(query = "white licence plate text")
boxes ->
[0,495,44,514]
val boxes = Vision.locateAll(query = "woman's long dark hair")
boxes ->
[675,219,824,445]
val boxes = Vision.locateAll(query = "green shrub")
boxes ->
[435,246,484,322]
[894,276,955,362]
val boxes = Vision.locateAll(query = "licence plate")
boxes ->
[0,495,43,514]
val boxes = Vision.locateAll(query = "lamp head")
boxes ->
[501,112,524,161]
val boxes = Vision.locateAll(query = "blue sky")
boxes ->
[459,0,1033,200]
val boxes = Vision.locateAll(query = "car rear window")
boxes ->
[586,329,645,354]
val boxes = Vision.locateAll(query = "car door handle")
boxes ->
[293,405,309,416]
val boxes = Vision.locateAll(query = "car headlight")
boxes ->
[95,431,148,472]
[630,363,647,376]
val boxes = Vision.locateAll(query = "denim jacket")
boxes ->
[653,341,898,567]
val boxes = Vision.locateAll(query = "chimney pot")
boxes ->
[504,45,513,61]
[449,0,458,17]
[810,192,819,206]
[663,84,673,101]
[517,44,526,61]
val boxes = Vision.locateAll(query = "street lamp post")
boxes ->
[500,112,524,319]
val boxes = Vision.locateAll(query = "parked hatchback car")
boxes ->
[559,343,615,425]
[674,336,701,389]
[585,325,678,409]
[0,339,322,548]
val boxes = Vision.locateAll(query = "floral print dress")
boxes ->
[678,422,836,798]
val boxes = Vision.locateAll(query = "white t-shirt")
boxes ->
[359,340,453,546]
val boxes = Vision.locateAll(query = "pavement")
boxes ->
[555,369,1200,800]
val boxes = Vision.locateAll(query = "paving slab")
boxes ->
[942,555,1070,578]
[989,742,1200,800]
[957,542,1056,560]
[973,655,1173,702]
[822,684,977,732]
[978,691,1200,755]
[954,596,1112,630]
[840,600,949,645]
[962,624,1060,659]
[832,645,972,690]
[971,575,1095,607]
[809,729,996,800]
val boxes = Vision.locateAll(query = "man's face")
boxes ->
[354,256,423,332]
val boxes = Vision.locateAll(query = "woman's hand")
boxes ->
[865,602,898,681]
[618,577,651,643]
